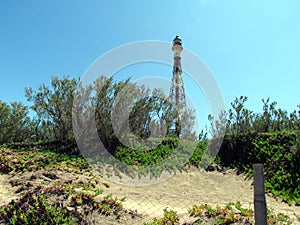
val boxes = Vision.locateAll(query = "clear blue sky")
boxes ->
[1,1,299,131]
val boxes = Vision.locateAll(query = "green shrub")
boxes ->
[217,131,300,204]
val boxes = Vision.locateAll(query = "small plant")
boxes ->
[188,202,293,225]
[188,204,207,217]
[144,208,180,225]
[267,209,293,225]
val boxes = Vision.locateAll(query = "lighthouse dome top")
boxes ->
[173,36,182,46]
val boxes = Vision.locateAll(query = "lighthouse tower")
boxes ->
[169,36,187,137]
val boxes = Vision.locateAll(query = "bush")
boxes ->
[216,131,300,204]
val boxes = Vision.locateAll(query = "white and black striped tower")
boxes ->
[169,36,187,137]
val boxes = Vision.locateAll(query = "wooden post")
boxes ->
[253,164,268,225]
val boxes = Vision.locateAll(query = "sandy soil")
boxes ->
[0,175,20,205]
[101,167,300,224]
[0,167,299,224]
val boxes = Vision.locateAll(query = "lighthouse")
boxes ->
[169,36,187,137]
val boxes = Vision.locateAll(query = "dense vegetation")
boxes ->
[216,132,300,205]
[0,76,299,224]
[206,96,300,205]
[0,76,195,145]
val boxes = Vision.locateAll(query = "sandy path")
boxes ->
[0,175,20,205]
[102,167,300,224]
